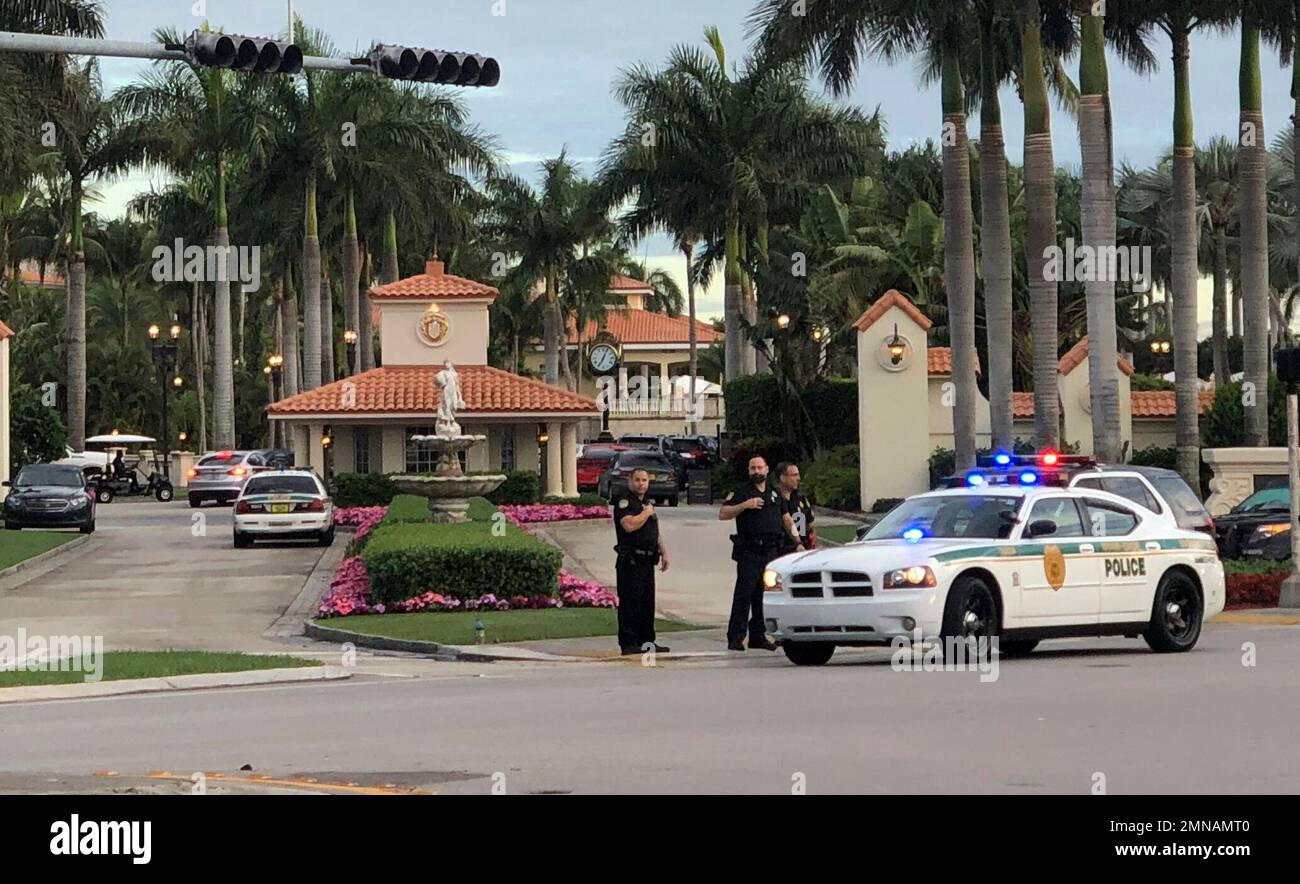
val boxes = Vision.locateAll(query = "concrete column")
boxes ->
[561,423,578,498]
[307,423,326,478]
[516,424,539,477]
[617,366,629,409]
[658,360,671,413]
[545,420,563,498]
[0,337,9,493]
[381,425,405,474]
[290,423,309,468]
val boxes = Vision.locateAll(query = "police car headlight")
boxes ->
[1251,522,1290,541]
[763,569,782,591]
[883,566,937,589]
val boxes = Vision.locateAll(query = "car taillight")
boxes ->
[235,500,254,514]
[296,499,325,512]
[229,467,247,477]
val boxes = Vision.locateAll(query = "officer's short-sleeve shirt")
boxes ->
[726,482,785,536]
[614,493,658,550]
[786,491,815,544]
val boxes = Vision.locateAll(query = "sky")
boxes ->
[86,0,1297,334]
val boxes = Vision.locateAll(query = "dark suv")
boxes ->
[1211,485,1291,560]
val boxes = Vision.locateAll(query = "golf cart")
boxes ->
[81,434,175,503]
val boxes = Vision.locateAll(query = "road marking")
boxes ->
[95,770,434,795]
[1211,612,1300,625]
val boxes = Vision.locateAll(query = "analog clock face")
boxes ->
[590,344,617,373]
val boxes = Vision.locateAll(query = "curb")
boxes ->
[304,620,583,663]
[0,664,350,704]
[266,535,350,640]
[0,535,94,585]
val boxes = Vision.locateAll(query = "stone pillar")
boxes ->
[381,425,406,475]
[545,420,564,498]
[617,366,629,410]
[307,423,327,478]
[561,423,578,498]
[658,360,671,414]
[290,423,309,469]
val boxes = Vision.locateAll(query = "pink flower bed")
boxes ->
[317,502,618,619]
[499,504,611,525]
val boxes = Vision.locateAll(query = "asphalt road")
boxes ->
[0,499,326,653]
[0,621,1293,794]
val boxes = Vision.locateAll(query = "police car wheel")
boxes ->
[1143,570,1203,653]
[782,641,835,666]
[940,575,999,661]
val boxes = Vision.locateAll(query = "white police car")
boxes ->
[763,455,1225,666]
[232,469,334,548]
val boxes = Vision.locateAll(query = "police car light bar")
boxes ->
[975,452,1096,470]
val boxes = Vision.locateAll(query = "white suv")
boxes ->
[232,470,335,548]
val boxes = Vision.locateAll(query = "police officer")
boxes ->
[776,462,816,556]
[613,467,671,655]
[719,455,785,652]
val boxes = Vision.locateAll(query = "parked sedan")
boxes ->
[1213,485,1292,560]
[597,451,679,505]
[577,444,630,492]
[186,450,273,507]
[232,470,335,548]
[3,464,96,533]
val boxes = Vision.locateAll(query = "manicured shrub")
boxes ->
[727,436,806,482]
[871,497,904,514]
[362,521,563,605]
[332,473,398,507]
[722,375,783,439]
[382,494,432,523]
[1201,377,1286,448]
[487,470,541,505]
[802,462,861,511]
[1225,569,1286,610]
[1129,445,1176,470]
[802,378,858,448]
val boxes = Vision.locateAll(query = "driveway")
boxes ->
[0,500,328,653]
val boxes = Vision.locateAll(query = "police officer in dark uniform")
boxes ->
[613,467,671,655]
[776,462,816,556]
[719,455,785,651]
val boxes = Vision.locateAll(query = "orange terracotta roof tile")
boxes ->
[0,319,13,341]
[16,267,64,287]
[1013,392,1037,419]
[267,364,599,417]
[852,290,933,333]
[1058,336,1135,377]
[1130,389,1215,418]
[565,309,723,346]
[610,274,653,291]
[927,346,981,376]
[368,259,499,302]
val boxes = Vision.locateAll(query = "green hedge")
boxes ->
[332,473,398,507]
[486,470,542,505]
[383,495,501,524]
[725,436,807,482]
[802,461,860,511]
[1201,377,1286,448]
[1129,445,1176,470]
[362,520,562,605]
[721,374,859,450]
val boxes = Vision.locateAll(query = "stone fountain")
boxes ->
[390,361,506,523]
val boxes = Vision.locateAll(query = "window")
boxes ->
[500,425,516,472]
[405,426,437,474]
[244,475,321,496]
[1072,477,1104,492]
[1150,476,1212,531]
[865,495,1022,541]
[1025,498,1086,537]
[1084,498,1139,537]
[1233,486,1290,514]
[354,428,370,474]
[1103,476,1160,513]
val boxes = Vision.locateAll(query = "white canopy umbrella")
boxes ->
[85,434,156,445]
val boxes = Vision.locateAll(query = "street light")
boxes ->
[343,330,358,376]
[149,321,181,479]
[267,354,285,448]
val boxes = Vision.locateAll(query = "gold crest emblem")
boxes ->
[417,303,450,346]
[618,498,629,509]
[1043,545,1066,591]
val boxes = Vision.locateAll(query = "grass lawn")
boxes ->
[317,608,698,645]
[0,530,80,572]
[817,524,862,545]
[0,650,321,688]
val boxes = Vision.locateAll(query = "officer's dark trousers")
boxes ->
[616,558,656,651]
[728,551,770,645]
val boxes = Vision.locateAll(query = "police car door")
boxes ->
[1016,494,1101,625]
[1081,496,1153,622]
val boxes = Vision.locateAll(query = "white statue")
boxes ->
[433,360,465,436]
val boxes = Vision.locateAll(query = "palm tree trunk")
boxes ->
[302,173,322,391]
[980,11,1014,453]
[65,181,85,451]
[685,239,698,435]
[1213,225,1229,384]
[1239,16,1270,446]
[941,43,978,471]
[192,279,207,452]
[1170,27,1200,483]
[1233,270,1243,338]
[212,154,235,449]
[343,188,360,377]
[282,268,300,397]
[543,264,560,385]
[381,209,399,284]
[321,262,335,384]
[359,242,375,371]
[724,204,744,381]
[1020,0,1060,448]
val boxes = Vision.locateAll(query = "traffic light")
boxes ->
[367,44,500,86]
[186,30,303,74]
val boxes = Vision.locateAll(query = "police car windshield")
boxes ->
[865,494,1022,541]
[1234,486,1290,513]
[244,475,319,495]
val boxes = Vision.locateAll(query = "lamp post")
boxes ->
[267,354,284,448]
[148,322,181,479]
[343,330,358,376]
[321,424,334,483]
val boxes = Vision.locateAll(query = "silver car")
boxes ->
[186,450,272,507]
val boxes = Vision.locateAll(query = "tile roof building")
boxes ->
[268,258,600,497]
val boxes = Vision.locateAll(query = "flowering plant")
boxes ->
[333,506,386,542]
[499,504,610,526]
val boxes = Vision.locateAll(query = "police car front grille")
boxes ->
[788,571,873,598]
[790,586,824,598]
[790,572,821,584]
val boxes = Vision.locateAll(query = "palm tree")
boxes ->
[613,25,870,383]
[116,24,252,449]
[1238,2,1272,445]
